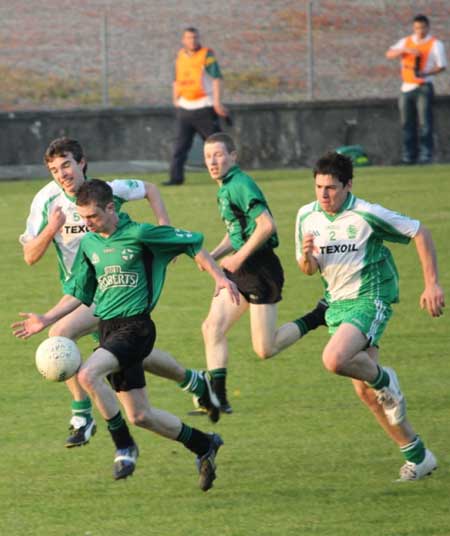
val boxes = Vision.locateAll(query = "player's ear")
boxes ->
[106,201,115,213]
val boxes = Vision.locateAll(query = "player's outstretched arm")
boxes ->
[298,233,319,275]
[143,182,171,225]
[23,206,66,265]
[414,225,445,317]
[11,295,82,339]
[194,248,240,305]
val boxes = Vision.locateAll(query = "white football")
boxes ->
[35,336,82,382]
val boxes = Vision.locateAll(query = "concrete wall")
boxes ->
[1,97,449,172]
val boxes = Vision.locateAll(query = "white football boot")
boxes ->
[398,449,437,481]
[374,367,406,425]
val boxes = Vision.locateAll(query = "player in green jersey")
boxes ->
[296,151,445,481]
[13,179,240,490]
[20,137,222,447]
[194,133,327,414]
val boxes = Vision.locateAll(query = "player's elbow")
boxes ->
[23,250,37,266]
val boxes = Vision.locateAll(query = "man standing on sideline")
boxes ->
[20,137,221,448]
[386,14,446,165]
[296,151,444,480]
[194,133,327,415]
[13,179,240,489]
[163,27,228,186]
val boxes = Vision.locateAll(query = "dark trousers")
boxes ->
[399,83,434,163]
[169,106,221,184]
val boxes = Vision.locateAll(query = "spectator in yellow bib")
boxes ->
[163,27,229,186]
[386,14,446,165]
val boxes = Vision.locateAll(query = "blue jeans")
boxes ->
[399,83,434,163]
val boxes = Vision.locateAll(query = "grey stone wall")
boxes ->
[1,97,449,172]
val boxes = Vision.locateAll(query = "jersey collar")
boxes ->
[221,165,240,184]
[314,192,355,220]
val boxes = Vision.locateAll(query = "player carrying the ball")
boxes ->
[19,137,222,448]
[13,179,240,489]
[296,151,445,481]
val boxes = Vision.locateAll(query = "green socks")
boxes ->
[71,398,93,422]
[401,436,426,464]
[179,369,205,398]
[367,366,390,390]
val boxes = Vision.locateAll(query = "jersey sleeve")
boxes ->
[63,245,98,305]
[295,208,303,262]
[205,49,223,79]
[139,224,204,262]
[357,202,420,243]
[109,179,146,202]
[19,192,52,245]
[235,179,267,220]
[433,40,447,68]
[389,37,406,51]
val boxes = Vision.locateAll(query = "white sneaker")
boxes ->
[375,367,406,426]
[398,449,437,481]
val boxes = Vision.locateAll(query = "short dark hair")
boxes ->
[313,152,353,186]
[184,27,199,34]
[76,179,113,209]
[205,133,236,154]
[413,14,429,26]
[44,137,88,175]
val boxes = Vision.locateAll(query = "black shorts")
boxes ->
[224,248,284,304]
[98,314,156,392]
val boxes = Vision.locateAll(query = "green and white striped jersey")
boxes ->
[19,178,147,288]
[65,213,203,320]
[295,193,420,303]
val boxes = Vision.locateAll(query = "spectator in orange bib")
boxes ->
[163,27,229,186]
[386,14,446,165]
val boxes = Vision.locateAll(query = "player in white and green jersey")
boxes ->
[19,137,222,448]
[296,151,445,481]
[13,179,240,489]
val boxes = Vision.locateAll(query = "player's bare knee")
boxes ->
[77,367,98,393]
[202,316,227,342]
[127,410,149,428]
[253,344,275,360]
[322,349,344,374]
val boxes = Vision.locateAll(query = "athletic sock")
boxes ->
[367,365,390,390]
[107,411,135,450]
[210,368,227,405]
[400,436,426,464]
[179,369,205,398]
[293,298,328,336]
[71,398,93,422]
[176,423,211,457]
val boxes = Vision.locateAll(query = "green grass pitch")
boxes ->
[0,164,449,536]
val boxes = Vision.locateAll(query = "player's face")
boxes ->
[413,21,429,40]
[204,142,237,181]
[182,31,200,52]
[47,153,86,197]
[315,174,352,215]
[78,202,115,235]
